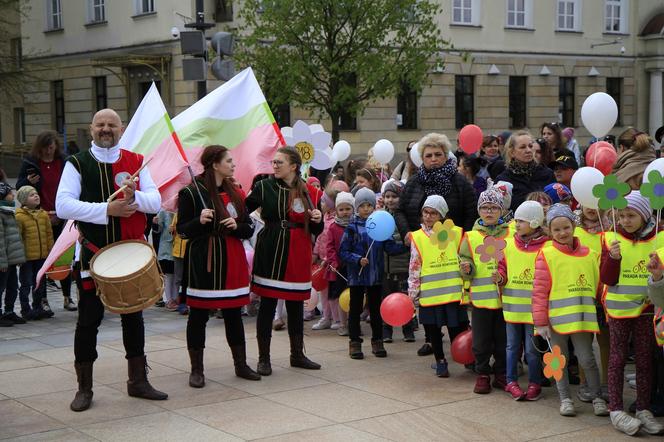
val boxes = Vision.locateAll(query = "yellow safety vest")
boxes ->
[502,238,538,324]
[507,220,516,237]
[171,214,188,259]
[654,248,664,346]
[603,233,657,319]
[466,230,506,309]
[575,227,602,255]
[540,243,600,334]
[412,226,463,307]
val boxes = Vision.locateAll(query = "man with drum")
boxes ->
[56,108,168,411]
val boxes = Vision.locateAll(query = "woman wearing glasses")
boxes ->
[245,146,324,375]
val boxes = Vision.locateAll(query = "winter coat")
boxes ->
[532,238,602,327]
[15,155,66,193]
[496,164,555,212]
[324,221,347,282]
[340,215,407,287]
[155,211,175,261]
[0,203,27,268]
[648,276,664,310]
[15,207,54,260]
[395,171,478,240]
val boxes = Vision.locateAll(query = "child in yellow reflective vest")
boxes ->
[495,201,547,401]
[599,191,664,435]
[459,187,510,394]
[532,204,607,418]
[408,195,467,378]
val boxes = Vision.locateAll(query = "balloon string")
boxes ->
[657,209,661,252]
[358,240,374,276]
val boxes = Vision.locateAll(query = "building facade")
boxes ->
[1,0,664,156]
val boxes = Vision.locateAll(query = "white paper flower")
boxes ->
[281,120,332,168]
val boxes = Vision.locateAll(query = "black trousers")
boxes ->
[349,285,382,342]
[471,307,506,375]
[424,323,467,361]
[74,275,144,363]
[256,297,303,338]
[187,306,245,349]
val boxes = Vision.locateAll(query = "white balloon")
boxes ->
[332,140,351,162]
[311,148,333,170]
[410,143,422,167]
[581,92,618,138]
[373,139,395,164]
[570,166,604,210]
[644,158,664,183]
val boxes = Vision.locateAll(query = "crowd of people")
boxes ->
[1,111,664,437]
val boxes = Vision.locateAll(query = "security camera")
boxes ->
[171,27,180,38]
[620,46,625,54]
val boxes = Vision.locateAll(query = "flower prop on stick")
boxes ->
[474,236,507,264]
[640,169,664,249]
[430,220,457,249]
[592,174,630,238]
[281,120,333,176]
[543,344,567,382]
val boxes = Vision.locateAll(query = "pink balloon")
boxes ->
[305,289,319,311]
[245,248,254,275]
[380,292,414,327]
[458,124,483,155]
[585,141,617,176]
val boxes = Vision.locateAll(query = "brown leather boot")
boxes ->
[371,339,387,358]
[349,341,364,359]
[289,334,321,369]
[188,348,205,388]
[70,361,93,412]
[126,355,168,400]
[257,336,272,376]
[230,345,261,381]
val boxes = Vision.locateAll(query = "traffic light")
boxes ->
[210,32,235,81]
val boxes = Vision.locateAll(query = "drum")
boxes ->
[89,240,164,314]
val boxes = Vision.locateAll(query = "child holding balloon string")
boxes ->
[408,195,467,377]
[340,188,406,360]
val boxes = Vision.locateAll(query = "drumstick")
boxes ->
[107,159,152,202]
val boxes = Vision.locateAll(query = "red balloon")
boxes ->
[380,292,414,327]
[585,141,617,176]
[451,329,475,365]
[311,264,328,291]
[458,124,483,155]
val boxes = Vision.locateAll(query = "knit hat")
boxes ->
[329,179,349,193]
[543,183,572,204]
[381,179,403,197]
[562,127,575,141]
[546,203,576,225]
[354,187,376,211]
[335,191,355,209]
[422,195,449,219]
[624,190,652,222]
[514,201,545,229]
[493,181,513,210]
[17,186,37,205]
[477,188,504,211]
[307,177,320,187]
[0,182,13,200]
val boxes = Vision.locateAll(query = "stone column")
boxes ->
[649,70,663,139]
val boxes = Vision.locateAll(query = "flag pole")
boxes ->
[187,165,208,210]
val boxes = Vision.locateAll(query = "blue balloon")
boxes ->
[366,210,396,242]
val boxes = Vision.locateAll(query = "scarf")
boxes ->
[508,159,537,179]
[612,148,656,184]
[416,159,457,197]
[335,215,350,227]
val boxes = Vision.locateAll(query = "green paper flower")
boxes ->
[640,170,664,210]
[592,174,630,210]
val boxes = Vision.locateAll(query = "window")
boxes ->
[0,112,3,144]
[397,82,418,130]
[557,0,580,31]
[605,0,628,33]
[455,75,474,129]
[558,77,575,127]
[506,0,532,28]
[215,0,233,22]
[46,0,62,30]
[452,0,480,25]
[272,103,291,128]
[606,77,622,125]
[338,73,357,130]
[87,0,105,23]
[13,108,25,144]
[52,80,65,134]
[509,76,527,128]
[134,0,155,15]
[10,38,22,70]
[93,76,107,111]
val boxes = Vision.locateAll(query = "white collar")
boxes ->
[90,142,120,163]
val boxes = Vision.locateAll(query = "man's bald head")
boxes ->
[90,108,124,148]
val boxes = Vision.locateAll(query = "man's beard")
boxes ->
[97,134,116,148]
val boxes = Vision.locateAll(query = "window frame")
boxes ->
[397,81,418,130]
[455,75,475,129]
[14,108,26,145]
[604,0,628,34]
[86,0,106,24]
[10,38,22,70]
[558,77,576,128]
[451,0,480,26]
[509,76,527,129]
[93,76,107,111]
[606,77,622,126]
[134,0,155,15]
[556,0,581,31]
[45,0,62,31]
[52,80,65,134]
[506,0,533,29]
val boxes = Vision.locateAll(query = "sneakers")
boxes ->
[417,343,433,356]
[165,300,178,311]
[611,411,641,436]
[22,309,41,321]
[272,318,285,331]
[312,318,332,330]
[436,359,450,378]
[177,304,189,315]
[492,374,507,390]
[525,383,542,401]
[383,336,393,343]
[473,375,491,394]
[0,317,13,327]
[592,398,609,416]
[37,308,54,319]
[40,301,54,318]
[63,296,77,311]
[559,398,576,417]
[504,381,526,401]
[337,326,349,336]
[330,321,341,330]
[403,332,416,343]
[636,409,664,435]
[576,384,594,403]
[2,312,26,324]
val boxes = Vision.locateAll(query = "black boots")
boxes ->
[257,336,272,376]
[231,345,261,381]
[126,355,168,400]
[70,361,94,412]
[289,334,321,370]
[188,349,205,388]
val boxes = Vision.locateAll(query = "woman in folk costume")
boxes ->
[245,146,325,375]
[177,145,260,388]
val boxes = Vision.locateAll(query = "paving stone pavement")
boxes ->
[0,285,657,441]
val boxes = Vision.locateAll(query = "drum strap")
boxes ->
[81,237,100,254]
